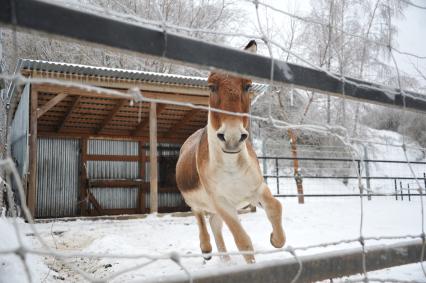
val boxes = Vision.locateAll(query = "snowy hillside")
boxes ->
[254,126,426,196]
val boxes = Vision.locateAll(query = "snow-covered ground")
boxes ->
[1,128,425,282]
[1,198,425,282]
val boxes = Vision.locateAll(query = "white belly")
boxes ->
[182,165,263,213]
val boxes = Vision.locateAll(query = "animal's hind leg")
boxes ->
[259,183,286,248]
[194,210,212,260]
[209,214,230,261]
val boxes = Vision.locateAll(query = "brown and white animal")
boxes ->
[176,40,285,263]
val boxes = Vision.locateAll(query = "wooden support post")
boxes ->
[28,90,38,217]
[288,129,304,204]
[138,141,146,213]
[79,138,88,216]
[149,103,158,213]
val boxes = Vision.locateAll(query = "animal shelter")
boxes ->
[7,59,218,218]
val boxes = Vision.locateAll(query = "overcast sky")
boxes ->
[240,0,425,83]
[394,1,426,78]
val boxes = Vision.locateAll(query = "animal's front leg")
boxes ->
[209,213,230,261]
[259,183,286,248]
[213,197,255,263]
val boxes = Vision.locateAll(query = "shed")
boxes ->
[7,59,265,219]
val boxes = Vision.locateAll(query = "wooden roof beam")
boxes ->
[57,96,81,132]
[37,92,68,118]
[96,99,126,134]
[132,103,167,136]
[164,109,201,138]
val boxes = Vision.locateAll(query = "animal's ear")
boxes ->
[244,40,257,54]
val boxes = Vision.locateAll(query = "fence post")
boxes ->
[424,173,426,195]
[407,184,411,202]
[275,158,280,195]
[356,160,362,196]
[262,140,268,178]
[363,146,371,200]
[394,179,398,200]
[400,181,403,201]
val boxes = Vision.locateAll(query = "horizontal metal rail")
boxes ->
[264,175,426,180]
[1,0,426,112]
[154,240,424,283]
[275,194,423,197]
[259,156,426,164]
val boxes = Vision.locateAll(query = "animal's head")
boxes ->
[207,40,257,154]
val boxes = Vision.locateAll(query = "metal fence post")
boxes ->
[400,181,403,201]
[363,146,371,200]
[407,184,411,202]
[424,173,426,195]
[394,179,398,200]
[275,158,280,195]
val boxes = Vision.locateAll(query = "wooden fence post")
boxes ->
[150,103,158,213]
[28,89,38,217]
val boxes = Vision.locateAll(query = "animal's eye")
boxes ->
[244,84,252,92]
[208,84,217,93]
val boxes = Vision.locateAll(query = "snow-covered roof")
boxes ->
[15,59,268,93]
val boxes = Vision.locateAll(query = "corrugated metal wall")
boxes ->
[36,138,80,218]
[35,138,186,217]
[88,139,139,210]
[10,83,29,178]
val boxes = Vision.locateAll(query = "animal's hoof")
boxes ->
[270,232,285,248]
[202,253,212,261]
[245,255,256,264]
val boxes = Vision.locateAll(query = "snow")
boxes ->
[1,128,426,282]
[0,212,53,283]
[1,198,425,282]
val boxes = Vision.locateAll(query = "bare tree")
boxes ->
[0,0,244,76]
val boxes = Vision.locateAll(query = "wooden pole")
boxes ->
[138,141,146,213]
[288,129,304,204]
[28,89,38,217]
[149,103,158,213]
[79,138,88,216]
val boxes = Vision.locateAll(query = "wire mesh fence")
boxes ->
[0,0,426,282]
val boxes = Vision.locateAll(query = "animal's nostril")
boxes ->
[240,134,248,142]
[217,133,226,142]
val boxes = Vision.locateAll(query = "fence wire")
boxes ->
[0,0,426,282]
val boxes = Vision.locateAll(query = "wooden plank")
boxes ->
[164,109,200,137]
[32,84,210,105]
[28,89,38,217]
[158,206,191,213]
[149,102,158,213]
[88,179,148,188]
[100,208,139,215]
[79,138,88,216]
[87,190,103,215]
[37,92,68,118]
[86,154,139,162]
[132,103,167,135]
[38,131,188,143]
[58,96,81,132]
[96,99,126,133]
